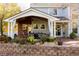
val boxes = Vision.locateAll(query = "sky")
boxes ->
[17,3,30,11]
[0,0,79,11]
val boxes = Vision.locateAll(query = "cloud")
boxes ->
[17,3,30,11]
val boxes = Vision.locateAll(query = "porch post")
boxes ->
[51,21,54,36]
[61,25,63,37]
[10,20,16,38]
[77,16,79,36]
[54,21,56,37]
[10,22,13,38]
[50,21,53,36]
[68,21,72,37]
[48,19,53,36]
[8,22,11,37]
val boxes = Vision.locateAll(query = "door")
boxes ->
[56,24,62,37]
[22,24,28,35]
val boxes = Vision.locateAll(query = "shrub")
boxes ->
[0,35,12,43]
[6,37,12,43]
[40,34,47,43]
[27,35,36,44]
[13,37,20,43]
[34,33,39,39]
[19,38,27,44]
[70,32,77,39]
[14,34,17,39]
[13,35,36,44]
[14,37,27,44]
[40,34,55,43]
[46,37,55,42]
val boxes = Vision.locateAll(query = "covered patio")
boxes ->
[16,16,49,37]
[4,8,72,38]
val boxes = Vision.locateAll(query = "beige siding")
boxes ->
[31,18,49,34]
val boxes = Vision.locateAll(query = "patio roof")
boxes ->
[4,7,60,22]
[54,16,69,20]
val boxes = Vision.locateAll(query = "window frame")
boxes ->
[53,9,57,15]
[40,24,46,30]
[33,24,39,29]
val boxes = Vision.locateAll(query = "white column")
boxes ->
[10,20,16,38]
[8,22,11,37]
[50,21,53,36]
[51,21,54,36]
[48,19,51,36]
[68,22,70,36]
[61,25,63,37]
[13,20,16,35]
[67,6,71,20]
[10,22,13,38]
[54,21,56,37]
[48,19,53,37]
[68,21,72,37]
[77,16,79,36]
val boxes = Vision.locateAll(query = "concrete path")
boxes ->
[63,41,79,47]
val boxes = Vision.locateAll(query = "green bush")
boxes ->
[13,37,20,43]
[40,35,47,43]
[19,38,27,44]
[14,37,27,44]
[46,37,55,42]
[27,35,36,44]
[4,37,12,43]
[40,34,55,43]
[0,35,12,43]
[13,35,36,44]
[70,32,77,39]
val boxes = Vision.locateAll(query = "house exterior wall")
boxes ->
[34,7,70,19]
[31,3,75,19]
[4,3,79,38]
[31,3,79,33]
[14,17,49,35]
[31,18,49,34]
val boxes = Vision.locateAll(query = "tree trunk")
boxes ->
[0,19,3,36]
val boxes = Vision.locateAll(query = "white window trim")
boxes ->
[40,24,46,30]
[33,24,39,30]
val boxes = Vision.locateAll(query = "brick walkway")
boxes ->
[0,43,79,56]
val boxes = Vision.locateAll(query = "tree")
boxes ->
[0,3,20,36]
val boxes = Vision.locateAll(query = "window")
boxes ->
[73,28,77,33]
[40,24,45,29]
[73,23,77,33]
[53,9,57,15]
[33,24,38,29]
[22,24,27,30]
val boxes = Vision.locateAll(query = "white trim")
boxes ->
[4,7,71,38]
[68,21,72,36]
[4,8,59,22]
[55,20,69,22]
[77,16,79,36]
[8,22,10,37]
[54,21,56,37]
[60,25,63,37]
[55,24,62,37]
[48,19,54,36]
